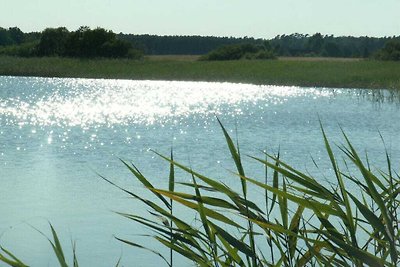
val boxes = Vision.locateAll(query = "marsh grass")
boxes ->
[0,224,78,267]
[107,121,400,266]
[1,121,400,266]
[0,55,400,89]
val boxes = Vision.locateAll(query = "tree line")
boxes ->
[118,34,264,55]
[269,33,400,58]
[199,42,276,61]
[1,26,399,60]
[119,32,400,59]
[0,26,142,58]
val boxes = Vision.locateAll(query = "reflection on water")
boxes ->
[1,77,397,128]
[0,77,334,127]
[0,76,400,266]
[357,88,400,106]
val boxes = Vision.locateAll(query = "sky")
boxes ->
[1,0,399,38]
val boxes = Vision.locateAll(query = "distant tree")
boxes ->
[100,39,132,58]
[307,33,324,55]
[263,40,272,51]
[119,34,264,55]
[200,43,275,61]
[0,42,38,57]
[202,44,245,60]
[80,27,115,57]
[37,27,69,56]
[322,42,341,57]
[1,26,400,59]
[0,27,13,46]
[64,26,134,58]
[374,40,400,61]
[8,27,24,44]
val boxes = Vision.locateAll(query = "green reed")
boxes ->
[108,121,400,266]
[1,121,399,266]
[1,55,400,89]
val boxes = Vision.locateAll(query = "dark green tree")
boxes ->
[0,27,13,46]
[374,40,400,61]
[322,42,341,57]
[37,27,69,56]
[8,27,24,44]
[201,43,275,61]
[306,33,324,55]
[64,26,133,58]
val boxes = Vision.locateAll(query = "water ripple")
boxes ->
[0,77,333,127]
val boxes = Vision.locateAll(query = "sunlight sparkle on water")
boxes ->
[0,77,333,128]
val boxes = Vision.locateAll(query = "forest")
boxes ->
[120,32,400,58]
[1,26,399,59]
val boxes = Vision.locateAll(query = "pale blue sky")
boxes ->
[1,0,399,38]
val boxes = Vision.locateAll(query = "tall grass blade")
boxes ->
[169,148,175,193]
[251,155,339,202]
[121,159,171,209]
[155,237,209,266]
[217,118,259,266]
[168,148,175,266]
[289,205,305,260]
[240,174,342,216]
[341,130,397,262]
[278,177,288,230]
[191,174,220,267]
[216,117,245,187]
[215,232,245,267]
[320,124,358,252]
[209,221,255,259]
[0,247,28,267]
[151,189,243,228]
[348,193,390,243]
[321,231,386,266]
[48,224,68,267]
[72,241,79,267]
[115,237,171,267]
[114,256,122,267]
[270,151,280,214]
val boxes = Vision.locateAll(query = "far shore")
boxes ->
[0,55,399,89]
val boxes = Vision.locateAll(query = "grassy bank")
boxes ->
[0,55,399,89]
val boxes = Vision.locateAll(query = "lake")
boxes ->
[1,76,399,266]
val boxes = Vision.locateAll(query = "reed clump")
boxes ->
[1,55,400,89]
[110,120,400,266]
[1,121,399,266]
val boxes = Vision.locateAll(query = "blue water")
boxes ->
[0,76,399,266]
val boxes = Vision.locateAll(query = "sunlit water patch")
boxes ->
[1,76,400,267]
[0,77,333,127]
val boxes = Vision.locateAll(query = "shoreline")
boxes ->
[0,55,399,89]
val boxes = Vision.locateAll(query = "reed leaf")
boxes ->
[169,149,175,193]
[121,159,171,209]
[46,224,68,267]
[209,221,255,260]
[278,177,288,230]
[151,189,238,211]
[216,117,246,191]
[270,151,280,214]
[151,188,243,229]
[240,174,342,217]
[341,132,397,262]
[252,155,339,203]
[72,241,79,267]
[0,247,28,267]
[320,124,358,252]
[289,206,305,260]
[115,237,171,267]
[155,237,209,267]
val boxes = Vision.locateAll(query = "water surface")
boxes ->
[1,76,399,266]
